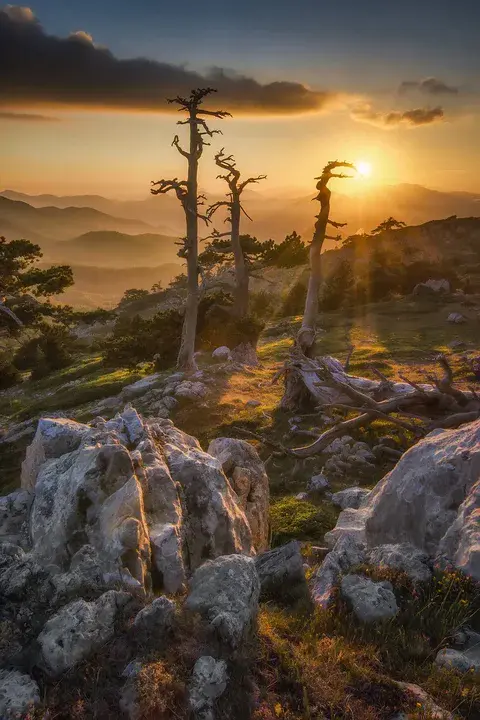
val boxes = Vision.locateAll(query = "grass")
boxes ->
[270,496,339,547]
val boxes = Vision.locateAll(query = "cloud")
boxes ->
[3,4,34,22]
[0,6,339,116]
[351,103,444,128]
[0,110,58,121]
[68,30,95,46]
[399,77,459,96]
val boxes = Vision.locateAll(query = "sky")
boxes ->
[1,0,479,197]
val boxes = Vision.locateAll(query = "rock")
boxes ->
[212,346,232,363]
[132,595,175,641]
[368,543,432,583]
[413,278,450,298]
[189,656,228,720]
[0,551,52,602]
[208,437,269,552]
[38,590,131,675]
[326,419,480,581]
[331,487,370,510]
[0,670,40,718]
[324,436,354,455]
[21,417,89,492]
[255,541,308,604]
[447,312,466,324]
[245,399,261,408]
[311,535,366,608]
[340,574,398,623]
[435,647,480,673]
[295,492,308,501]
[121,374,162,400]
[31,441,151,590]
[185,555,260,650]
[307,473,330,493]
[175,381,208,400]
[0,489,32,548]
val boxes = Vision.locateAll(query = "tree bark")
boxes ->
[177,120,200,371]
[230,196,249,318]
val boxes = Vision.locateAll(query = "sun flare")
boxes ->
[356,160,372,177]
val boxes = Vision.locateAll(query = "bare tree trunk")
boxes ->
[230,198,249,318]
[283,160,354,409]
[151,89,230,373]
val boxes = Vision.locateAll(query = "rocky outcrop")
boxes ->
[185,555,260,651]
[324,420,480,582]
[2,408,268,598]
[331,486,370,510]
[208,437,270,552]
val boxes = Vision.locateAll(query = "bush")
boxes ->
[13,326,75,379]
[103,291,265,368]
[320,260,354,311]
[249,290,278,320]
[270,497,338,547]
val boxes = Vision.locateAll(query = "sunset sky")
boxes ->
[1,0,479,197]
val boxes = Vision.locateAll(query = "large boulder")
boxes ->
[16,408,261,596]
[311,535,366,608]
[326,420,480,581]
[37,590,131,675]
[331,487,370,510]
[208,437,269,552]
[368,543,432,583]
[185,555,260,650]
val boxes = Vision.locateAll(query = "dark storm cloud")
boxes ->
[0,6,338,115]
[399,77,459,96]
[352,104,444,128]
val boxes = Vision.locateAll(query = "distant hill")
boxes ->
[0,196,155,247]
[47,230,181,269]
[50,263,182,309]
[4,184,480,252]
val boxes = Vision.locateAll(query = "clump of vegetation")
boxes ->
[13,325,76,380]
[0,353,22,389]
[270,497,338,547]
[278,278,308,318]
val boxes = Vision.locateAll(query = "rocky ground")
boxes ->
[1,299,480,719]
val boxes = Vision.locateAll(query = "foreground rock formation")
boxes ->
[314,418,480,608]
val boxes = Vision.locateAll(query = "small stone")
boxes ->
[255,541,308,604]
[189,656,228,720]
[0,670,40,719]
[307,473,330,493]
[246,399,261,408]
[331,487,370,510]
[340,574,399,623]
[435,647,480,673]
[212,346,232,363]
[132,596,175,641]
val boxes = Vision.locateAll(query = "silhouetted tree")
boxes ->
[371,217,406,234]
[0,236,73,328]
[298,161,355,355]
[206,149,266,318]
[151,88,230,371]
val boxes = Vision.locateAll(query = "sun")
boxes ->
[356,160,372,177]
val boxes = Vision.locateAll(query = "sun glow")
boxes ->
[356,160,372,177]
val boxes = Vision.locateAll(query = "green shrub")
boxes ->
[270,496,338,547]
[13,326,75,379]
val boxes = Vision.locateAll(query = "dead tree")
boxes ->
[299,160,355,355]
[282,161,355,410]
[207,149,266,318]
[280,351,480,457]
[151,88,230,371]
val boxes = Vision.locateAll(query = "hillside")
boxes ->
[45,230,181,269]
[4,184,480,252]
[0,196,155,246]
